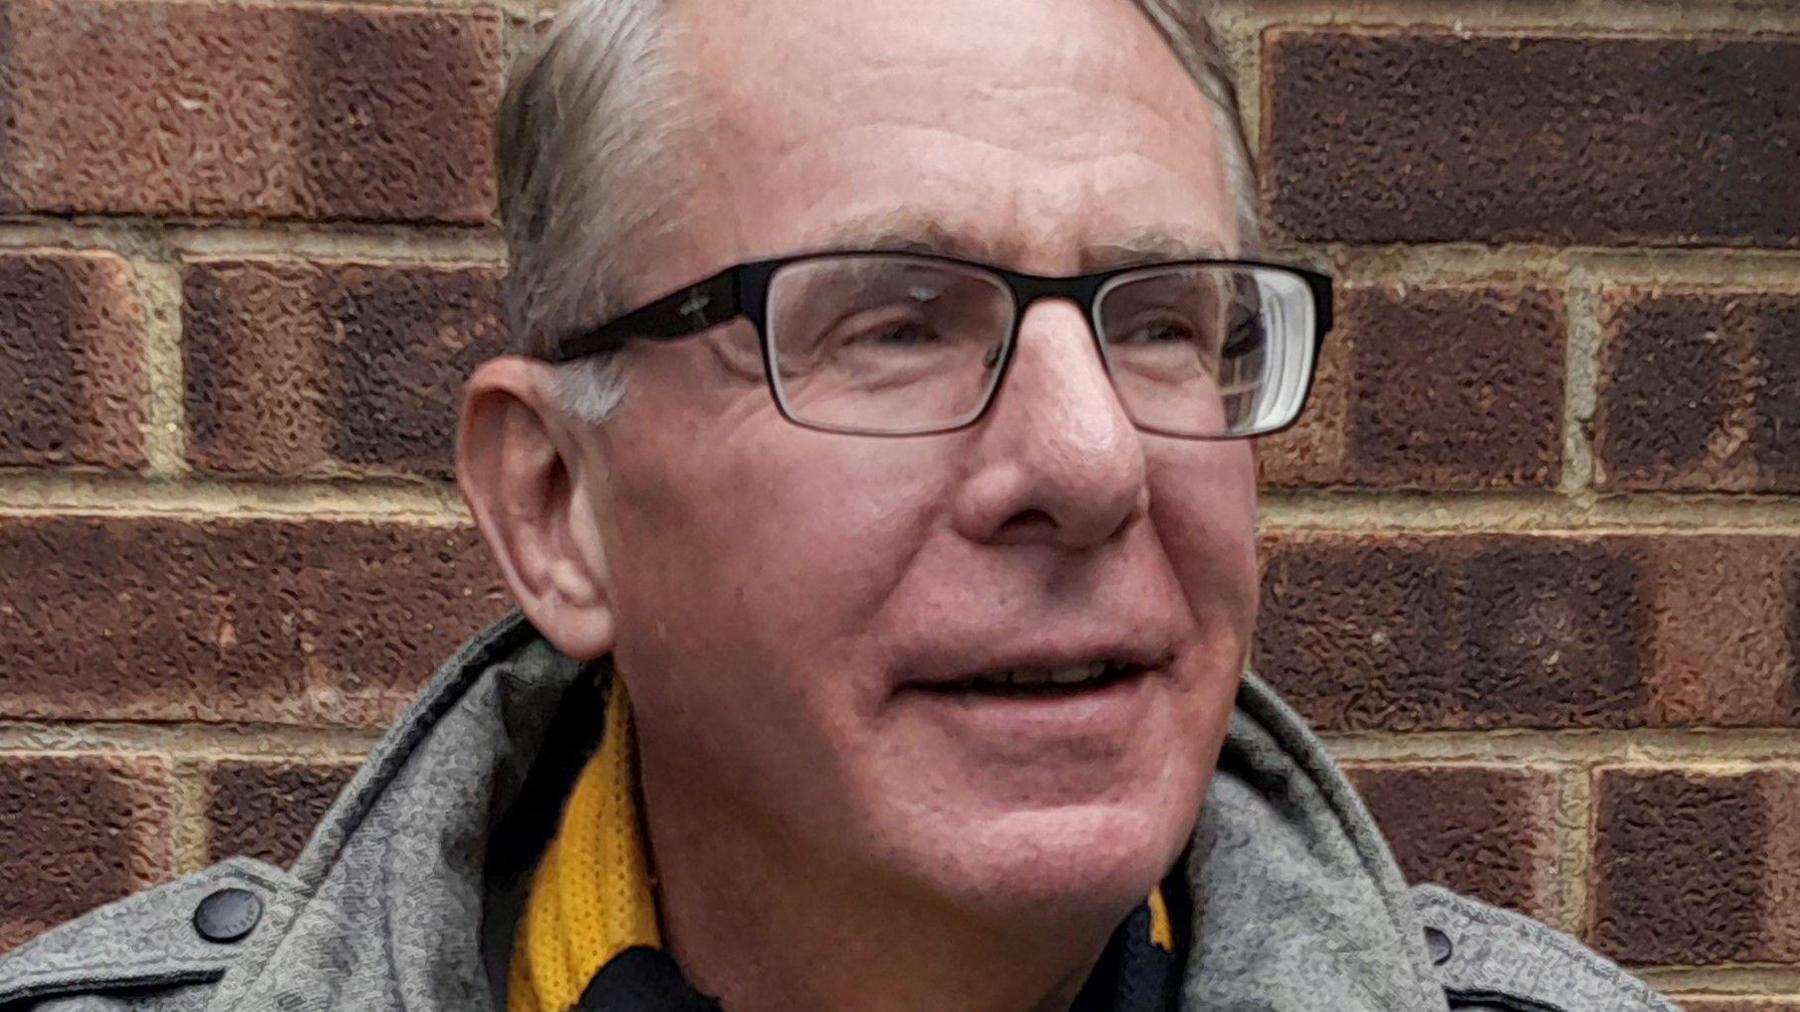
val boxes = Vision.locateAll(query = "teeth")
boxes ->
[975,662,1115,687]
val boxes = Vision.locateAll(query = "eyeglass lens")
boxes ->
[764,254,1318,437]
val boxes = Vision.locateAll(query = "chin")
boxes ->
[907,792,1202,928]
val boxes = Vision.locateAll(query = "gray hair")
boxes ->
[498,0,1258,422]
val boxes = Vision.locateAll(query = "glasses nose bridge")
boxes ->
[1005,272,1107,345]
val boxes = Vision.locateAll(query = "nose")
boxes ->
[950,299,1149,549]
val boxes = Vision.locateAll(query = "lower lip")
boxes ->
[895,668,1159,743]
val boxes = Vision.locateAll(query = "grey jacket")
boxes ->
[0,613,1679,1011]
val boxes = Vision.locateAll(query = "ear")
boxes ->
[457,356,616,661]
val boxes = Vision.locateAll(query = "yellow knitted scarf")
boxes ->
[507,681,660,1012]
[507,682,1173,1012]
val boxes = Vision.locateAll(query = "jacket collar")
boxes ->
[201,612,1447,1011]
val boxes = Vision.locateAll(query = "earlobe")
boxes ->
[457,356,617,661]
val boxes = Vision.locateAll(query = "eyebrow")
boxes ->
[813,214,1236,274]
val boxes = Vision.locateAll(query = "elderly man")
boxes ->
[1,1,1678,1010]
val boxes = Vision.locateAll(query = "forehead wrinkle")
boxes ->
[1085,228,1235,270]
[809,211,1232,275]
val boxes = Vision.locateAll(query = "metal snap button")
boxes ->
[1424,925,1454,966]
[193,887,262,944]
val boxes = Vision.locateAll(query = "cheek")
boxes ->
[1146,443,1259,639]
[606,399,961,678]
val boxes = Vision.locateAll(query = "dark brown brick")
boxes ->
[1680,1001,1800,1012]
[1590,768,1783,965]
[1346,764,1560,922]
[1595,287,1800,493]
[1256,533,1651,731]
[1260,532,1800,730]
[0,755,174,953]
[0,250,145,470]
[1259,284,1564,489]
[183,260,507,479]
[206,759,359,867]
[0,0,500,223]
[0,517,511,726]
[1263,31,1800,248]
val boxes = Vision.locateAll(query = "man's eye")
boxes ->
[838,311,941,348]
[1111,316,1207,347]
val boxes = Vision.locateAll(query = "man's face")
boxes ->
[584,0,1256,920]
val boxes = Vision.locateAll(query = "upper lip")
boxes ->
[893,638,1175,691]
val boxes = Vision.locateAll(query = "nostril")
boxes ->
[999,507,1057,534]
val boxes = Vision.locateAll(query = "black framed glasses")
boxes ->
[543,250,1333,439]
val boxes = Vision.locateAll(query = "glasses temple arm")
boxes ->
[546,269,743,363]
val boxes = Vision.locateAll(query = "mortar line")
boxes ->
[132,259,190,477]
[1258,491,1800,533]
[0,472,471,522]
[1555,764,1595,940]
[170,757,214,875]
[1230,0,1800,35]
[1561,264,1602,498]
[1282,244,1800,285]
[0,219,505,264]
[1640,965,1800,995]
[0,721,385,758]
[1321,730,1800,765]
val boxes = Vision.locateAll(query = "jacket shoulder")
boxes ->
[0,857,295,1011]
[1409,884,1679,1012]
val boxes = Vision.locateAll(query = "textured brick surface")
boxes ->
[1263,31,1800,247]
[1680,1002,1800,1012]
[0,250,146,470]
[1346,764,1560,921]
[1256,533,1800,731]
[0,0,501,223]
[1646,537,1799,727]
[1596,287,1800,493]
[1257,533,1651,730]
[1259,284,1564,489]
[0,755,174,953]
[1,0,1797,989]
[1590,768,1800,965]
[206,759,359,867]
[184,260,507,479]
[0,518,511,725]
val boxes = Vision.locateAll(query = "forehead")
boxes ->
[668,0,1236,277]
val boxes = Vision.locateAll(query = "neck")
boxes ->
[636,759,1118,1012]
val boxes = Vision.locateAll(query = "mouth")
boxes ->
[914,660,1145,699]
[891,651,1169,757]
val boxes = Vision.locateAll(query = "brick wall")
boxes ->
[0,0,1793,1005]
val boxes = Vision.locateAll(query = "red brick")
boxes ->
[0,249,145,470]
[1345,764,1560,922]
[0,0,500,223]
[1256,533,1653,731]
[1258,532,1800,731]
[0,754,174,953]
[1643,537,1798,727]
[1263,31,1800,248]
[1589,768,1800,965]
[1259,284,1563,489]
[0,517,511,726]
[206,759,359,867]
[1595,287,1800,493]
[183,260,507,479]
